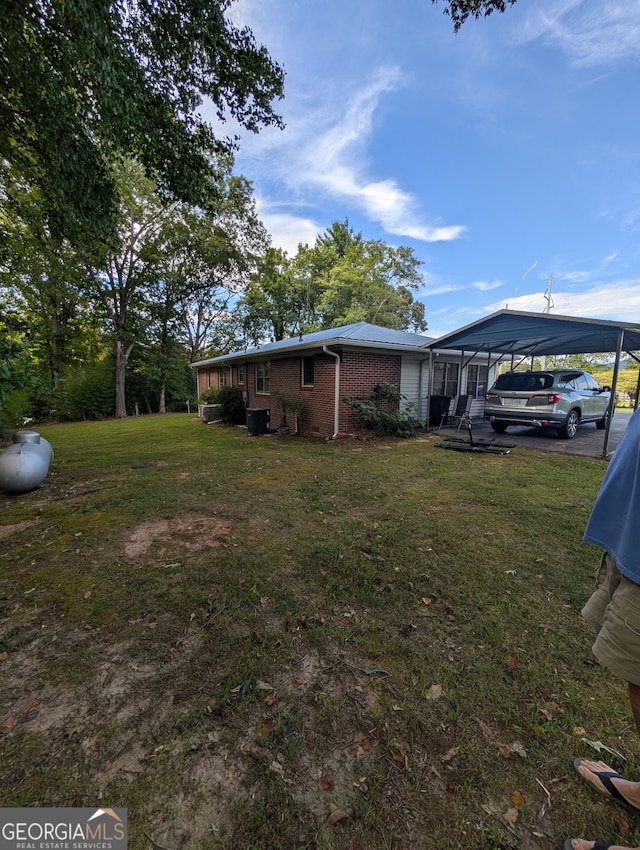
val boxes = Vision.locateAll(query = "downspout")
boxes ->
[426,349,434,427]
[323,345,341,438]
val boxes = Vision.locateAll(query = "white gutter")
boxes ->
[323,345,341,438]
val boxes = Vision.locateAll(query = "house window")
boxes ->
[256,361,270,393]
[302,356,314,386]
[467,364,488,398]
[433,362,459,397]
[219,366,230,387]
[238,363,245,385]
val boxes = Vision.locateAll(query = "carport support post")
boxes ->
[602,329,624,458]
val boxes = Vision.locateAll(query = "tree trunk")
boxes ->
[158,382,166,414]
[115,338,133,418]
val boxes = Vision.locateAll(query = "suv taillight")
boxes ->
[533,393,562,404]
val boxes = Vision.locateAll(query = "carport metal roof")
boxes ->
[426,309,640,357]
[427,310,640,458]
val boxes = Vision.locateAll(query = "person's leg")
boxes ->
[629,682,640,736]
[567,840,640,850]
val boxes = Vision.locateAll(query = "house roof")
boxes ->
[427,309,640,357]
[191,322,435,367]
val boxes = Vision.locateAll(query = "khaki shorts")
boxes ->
[582,551,640,686]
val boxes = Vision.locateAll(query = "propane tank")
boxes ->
[0,431,53,494]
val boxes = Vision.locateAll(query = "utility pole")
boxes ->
[540,275,554,369]
[543,275,554,313]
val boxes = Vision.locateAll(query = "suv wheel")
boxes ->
[595,408,610,431]
[558,409,580,439]
[490,422,508,433]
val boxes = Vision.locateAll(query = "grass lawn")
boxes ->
[1,414,639,850]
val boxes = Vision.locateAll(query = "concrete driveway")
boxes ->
[439,410,633,458]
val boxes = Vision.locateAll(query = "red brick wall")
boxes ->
[197,351,402,438]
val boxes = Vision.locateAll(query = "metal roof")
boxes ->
[191,322,435,366]
[427,309,640,357]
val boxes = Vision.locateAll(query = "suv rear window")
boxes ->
[493,373,554,391]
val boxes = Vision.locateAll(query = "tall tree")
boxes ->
[1,171,88,389]
[0,0,284,249]
[241,248,296,343]
[238,220,427,341]
[87,161,165,418]
[316,240,426,332]
[432,0,517,31]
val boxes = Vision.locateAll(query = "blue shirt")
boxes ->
[584,408,640,583]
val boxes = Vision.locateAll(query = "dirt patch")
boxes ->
[124,515,232,558]
[0,520,39,540]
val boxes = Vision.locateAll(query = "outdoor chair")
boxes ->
[440,394,473,430]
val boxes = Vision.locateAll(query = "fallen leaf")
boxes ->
[614,812,630,834]
[362,666,388,676]
[1,715,17,734]
[390,742,407,764]
[421,597,432,605]
[506,655,518,670]
[425,684,442,700]
[83,590,92,599]
[509,741,527,758]
[441,746,460,763]
[512,790,524,810]
[497,743,512,758]
[319,772,335,791]
[18,698,39,717]
[264,692,275,706]
[581,738,625,760]
[327,810,350,826]
[261,717,274,734]
[0,652,7,662]
[502,807,519,826]
[255,680,275,691]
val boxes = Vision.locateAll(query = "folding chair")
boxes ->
[448,394,473,430]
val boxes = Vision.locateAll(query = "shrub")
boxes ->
[200,385,246,424]
[343,382,424,438]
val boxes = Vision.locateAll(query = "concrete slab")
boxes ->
[437,410,633,459]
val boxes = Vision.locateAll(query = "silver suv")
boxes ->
[484,369,612,439]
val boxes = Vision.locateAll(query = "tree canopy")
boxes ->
[432,0,517,32]
[0,0,285,249]
[238,220,427,344]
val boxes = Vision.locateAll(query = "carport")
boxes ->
[426,310,640,458]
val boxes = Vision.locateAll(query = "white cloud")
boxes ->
[233,65,465,245]
[256,202,322,254]
[517,0,640,66]
[485,280,640,322]
[473,280,503,291]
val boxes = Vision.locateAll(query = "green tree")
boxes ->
[0,0,284,249]
[87,157,267,416]
[238,220,427,342]
[316,239,426,331]
[432,0,517,31]
[0,170,89,392]
[241,248,296,343]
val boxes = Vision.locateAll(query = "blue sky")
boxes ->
[211,0,640,338]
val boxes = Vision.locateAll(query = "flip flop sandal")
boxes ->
[564,841,611,850]
[573,757,640,814]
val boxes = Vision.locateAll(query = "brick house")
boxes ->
[191,322,494,438]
